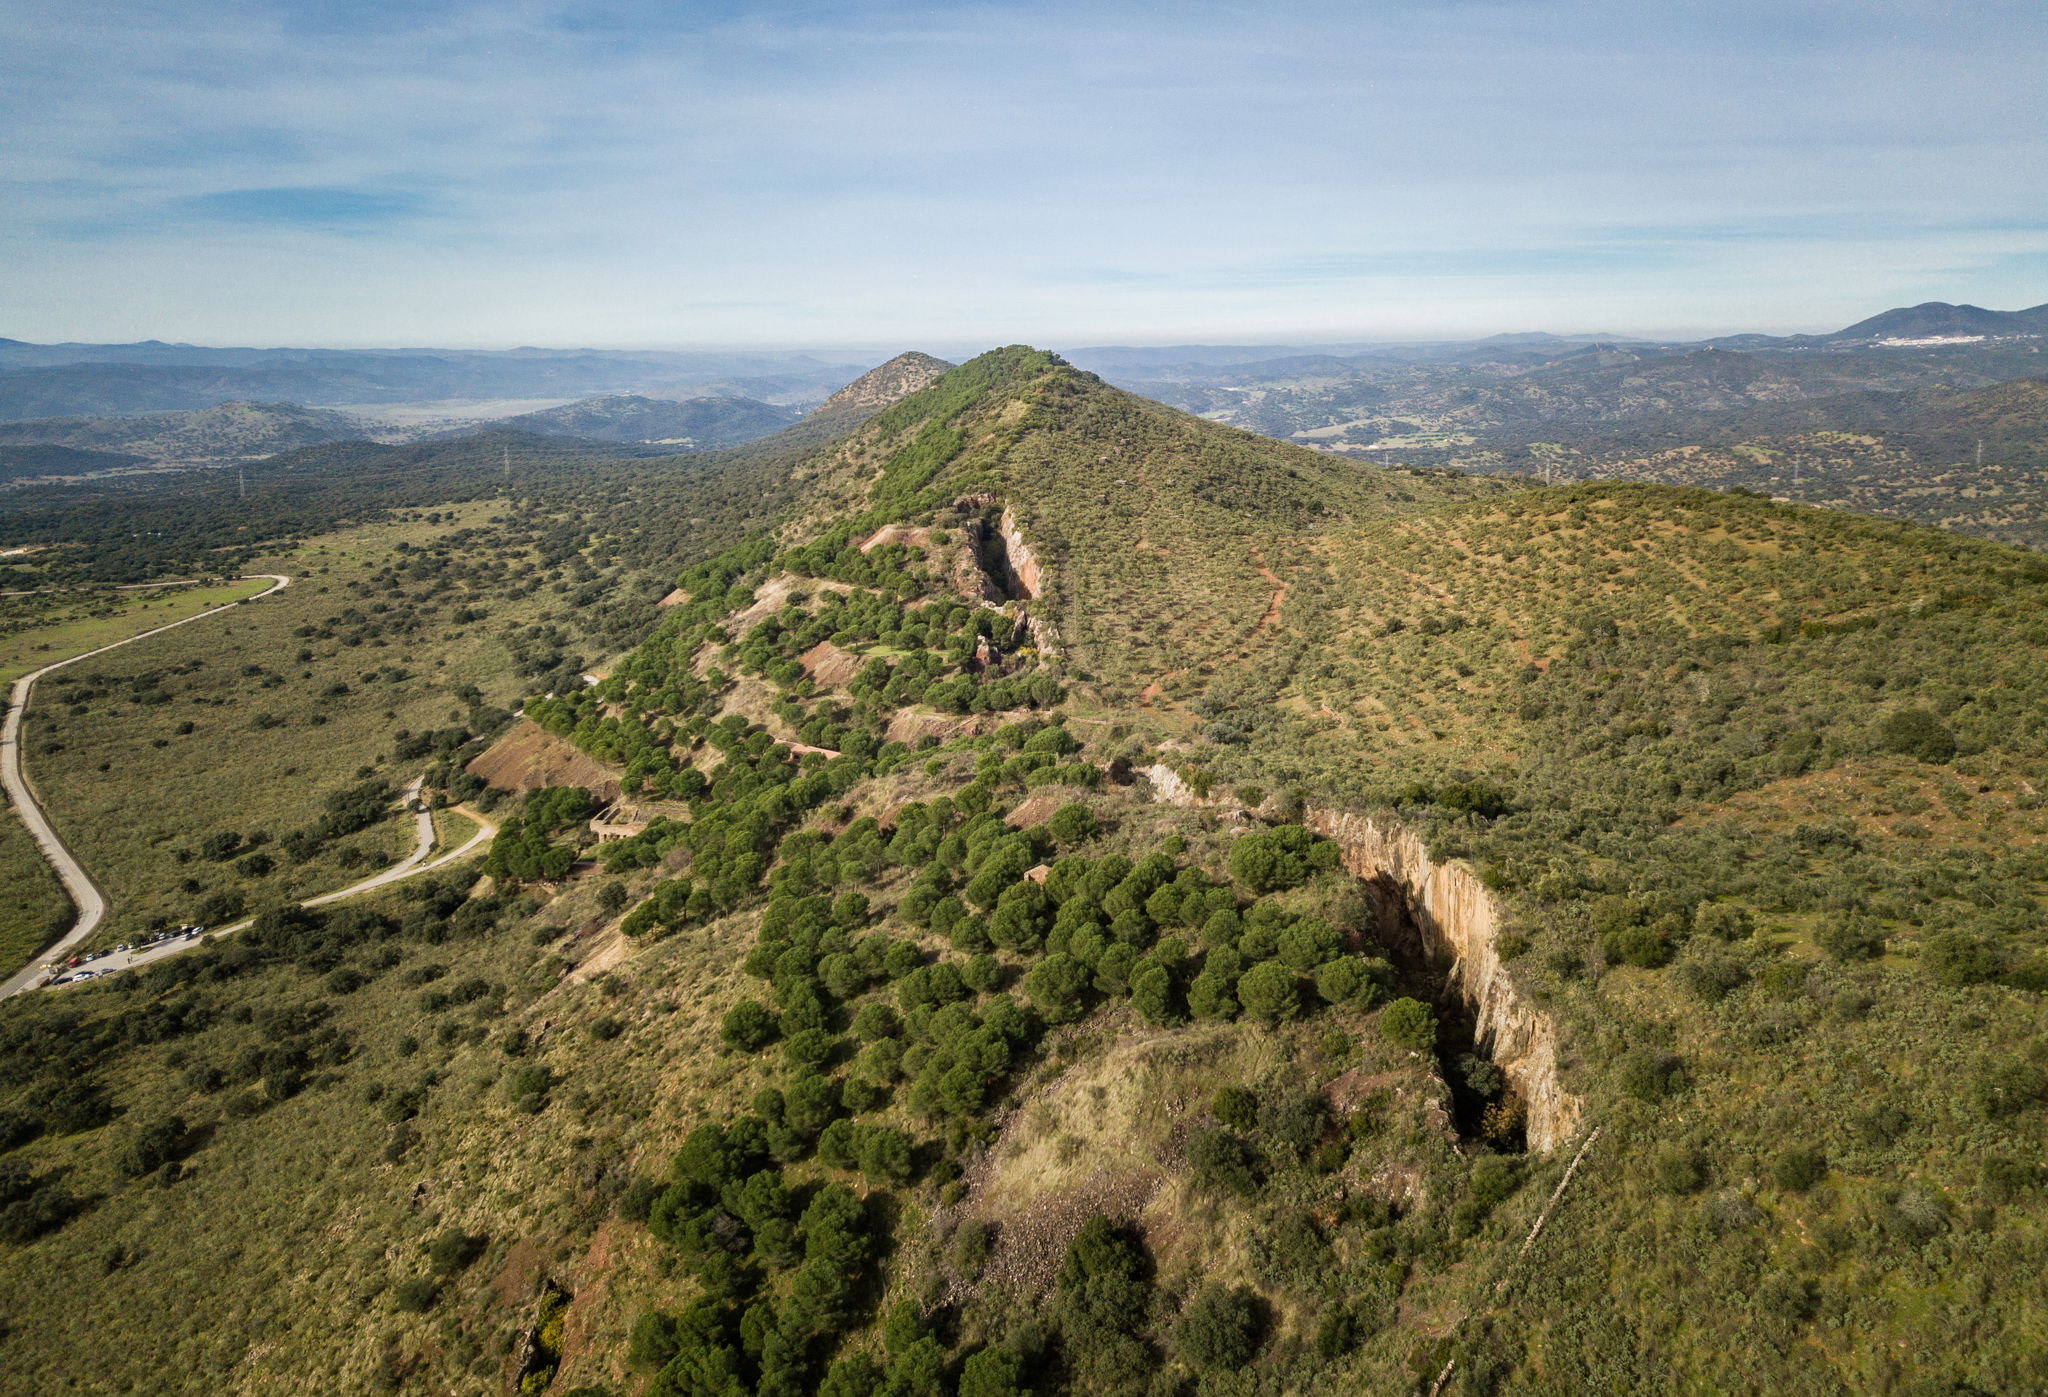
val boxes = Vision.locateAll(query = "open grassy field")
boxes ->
[4,499,650,961]
[0,577,277,687]
[0,790,68,973]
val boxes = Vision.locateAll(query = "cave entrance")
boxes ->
[1368,875,1526,1153]
[971,515,1035,604]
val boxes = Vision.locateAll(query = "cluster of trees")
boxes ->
[630,1119,892,1396]
[482,786,595,883]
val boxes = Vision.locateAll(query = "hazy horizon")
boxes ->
[6,307,2041,360]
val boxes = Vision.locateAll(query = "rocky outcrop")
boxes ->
[1138,764,1583,1153]
[996,506,1044,599]
[1308,809,1582,1153]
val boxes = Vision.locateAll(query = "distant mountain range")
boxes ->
[0,400,372,461]
[0,341,867,421]
[483,394,801,447]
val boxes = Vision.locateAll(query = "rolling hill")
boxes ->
[1829,300,2048,341]
[0,443,148,483]
[1381,374,2048,550]
[491,394,801,447]
[2,348,2048,1396]
[0,400,373,463]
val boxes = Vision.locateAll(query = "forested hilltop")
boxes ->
[1,348,2046,1397]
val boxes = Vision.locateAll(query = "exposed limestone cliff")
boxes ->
[1139,765,1583,1152]
[996,505,1044,599]
[1305,809,1582,1153]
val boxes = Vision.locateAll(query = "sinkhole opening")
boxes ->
[971,515,1036,604]
[1369,875,1526,1153]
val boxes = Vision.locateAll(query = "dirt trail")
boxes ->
[26,792,499,995]
[1139,547,1286,705]
[1247,545,1289,644]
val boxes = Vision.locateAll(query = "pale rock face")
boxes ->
[1304,810,1583,1153]
[1139,764,1584,1152]
[996,505,1044,599]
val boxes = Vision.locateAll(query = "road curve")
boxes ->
[0,575,291,998]
[29,791,501,991]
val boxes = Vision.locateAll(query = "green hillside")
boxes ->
[2,349,2047,1397]
[0,400,374,463]
[1440,376,2048,550]
[497,395,801,448]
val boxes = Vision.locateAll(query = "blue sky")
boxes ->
[3,0,2045,347]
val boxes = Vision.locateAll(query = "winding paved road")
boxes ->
[0,570,501,1000]
[0,575,292,998]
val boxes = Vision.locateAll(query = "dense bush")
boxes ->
[1176,1284,1266,1368]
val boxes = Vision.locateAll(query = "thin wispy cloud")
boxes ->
[2,0,2044,344]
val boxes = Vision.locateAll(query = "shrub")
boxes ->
[1924,930,2002,986]
[1877,707,1956,763]
[1815,918,1885,963]
[1649,1146,1708,1195]
[617,1177,663,1223]
[1258,1090,1329,1161]
[1771,1147,1826,1193]
[1982,1154,2048,1200]
[392,1277,438,1312]
[1617,1050,1687,1103]
[1176,1284,1266,1368]
[1601,924,1673,969]
[115,1115,195,1179]
[1187,1127,1263,1197]
[1675,946,1749,1003]
[1379,998,1437,1054]
[1054,1217,1156,1392]
[429,1229,487,1274]
[1315,1304,1365,1358]
[504,1064,555,1112]
[1975,1059,2048,1118]
[1212,1086,1258,1131]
